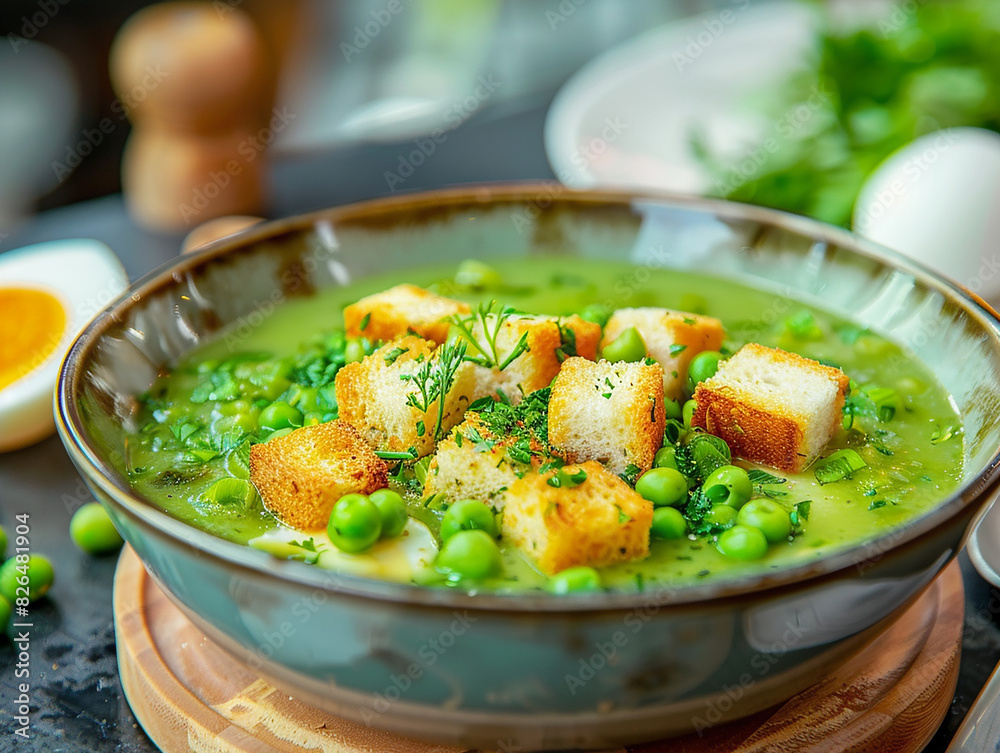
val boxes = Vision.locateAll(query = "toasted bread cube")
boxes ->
[344,284,470,345]
[692,343,849,473]
[502,461,652,574]
[548,357,665,475]
[423,414,528,509]
[335,336,477,457]
[467,314,564,404]
[249,420,388,532]
[554,314,602,360]
[602,308,725,399]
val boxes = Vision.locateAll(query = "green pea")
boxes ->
[0,595,9,633]
[260,376,292,401]
[653,446,679,470]
[0,525,7,560]
[259,401,303,432]
[651,507,687,540]
[295,387,322,413]
[635,468,688,507]
[215,412,258,436]
[435,530,503,580]
[602,327,646,363]
[0,554,55,603]
[548,566,602,594]
[717,525,768,561]
[664,398,682,421]
[579,304,612,328]
[217,398,252,417]
[686,350,725,392]
[344,340,367,364]
[702,465,753,509]
[705,503,738,529]
[197,358,221,374]
[896,376,927,397]
[682,399,698,427]
[70,503,124,556]
[440,499,497,542]
[327,494,382,553]
[264,427,295,442]
[738,499,792,543]
[303,413,323,427]
[455,259,503,290]
[370,489,408,539]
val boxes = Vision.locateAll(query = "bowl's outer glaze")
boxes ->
[57,186,1000,750]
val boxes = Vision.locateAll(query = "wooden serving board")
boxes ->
[114,546,963,753]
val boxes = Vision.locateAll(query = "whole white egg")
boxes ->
[854,127,1000,303]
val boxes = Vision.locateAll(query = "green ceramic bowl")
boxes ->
[57,185,1000,750]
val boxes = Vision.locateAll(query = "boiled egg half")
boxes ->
[0,239,128,452]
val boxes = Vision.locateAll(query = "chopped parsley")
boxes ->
[547,467,588,488]
[814,449,867,485]
[619,463,642,487]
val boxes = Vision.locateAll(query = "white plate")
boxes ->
[544,1,818,193]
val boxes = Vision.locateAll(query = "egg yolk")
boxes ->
[0,287,66,391]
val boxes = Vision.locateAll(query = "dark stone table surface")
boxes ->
[1,95,998,753]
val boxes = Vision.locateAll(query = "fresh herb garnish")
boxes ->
[687,434,732,480]
[401,339,469,442]
[619,463,642,487]
[930,423,962,444]
[815,449,867,485]
[383,346,409,365]
[449,301,530,371]
[748,468,788,499]
[547,467,588,488]
[790,500,811,527]
[375,448,420,461]
[556,321,578,362]
[470,387,552,467]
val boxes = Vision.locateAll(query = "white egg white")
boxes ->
[0,239,128,452]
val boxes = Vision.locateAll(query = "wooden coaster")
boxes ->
[114,546,963,753]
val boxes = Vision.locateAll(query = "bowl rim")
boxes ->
[56,182,1000,613]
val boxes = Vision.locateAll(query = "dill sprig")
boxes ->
[401,340,468,442]
[449,301,530,371]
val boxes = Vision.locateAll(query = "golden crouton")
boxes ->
[423,414,529,509]
[466,314,564,404]
[249,420,388,532]
[335,336,477,457]
[557,315,602,360]
[344,284,470,345]
[602,308,725,399]
[548,357,665,475]
[501,461,652,574]
[692,343,849,473]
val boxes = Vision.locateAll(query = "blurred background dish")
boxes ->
[545,0,818,195]
[545,0,1000,300]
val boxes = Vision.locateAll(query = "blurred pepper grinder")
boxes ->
[110,2,270,232]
